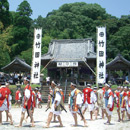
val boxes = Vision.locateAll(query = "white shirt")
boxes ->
[76,93,83,105]
[46,77,50,82]
[54,92,61,106]
[25,89,30,99]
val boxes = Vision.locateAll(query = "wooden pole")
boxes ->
[40,58,54,73]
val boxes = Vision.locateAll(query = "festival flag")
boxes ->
[97,27,106,84]
[31,28,42,84]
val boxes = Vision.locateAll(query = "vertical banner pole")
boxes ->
[31,28,42,84]
[96,27,106,85]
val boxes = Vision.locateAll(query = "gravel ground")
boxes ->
[0,104,130,130]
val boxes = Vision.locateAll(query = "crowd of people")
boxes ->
[0,79,130,128]
[0,72,31,85]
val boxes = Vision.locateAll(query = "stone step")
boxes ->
[41,85,85,103]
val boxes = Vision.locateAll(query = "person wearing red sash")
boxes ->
[0,82,13,125]
[104,83,114,125]
[15,87,22,107]
[5,82,13,124]
[32,89,36,109]
[15,77,34,127]
[114,86,121,122]
[121,86,127,122]
[83,84,95,120]
[126,87,130,119]
[25,88,36,123]
[36,88,42,108]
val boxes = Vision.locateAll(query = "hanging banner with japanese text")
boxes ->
[31,28,42,84]
[97,27,106,84]
[57,62,78,67]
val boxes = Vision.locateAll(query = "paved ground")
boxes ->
[1,104,130,130]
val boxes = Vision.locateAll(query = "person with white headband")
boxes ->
[68,82,87,127]
[104,83,114,125]
[44,80,63,128]
[15,77,34,127]
[82,84,95,120]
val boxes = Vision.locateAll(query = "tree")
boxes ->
[42,35,52,54]
[20,48,32,65]
[12,0,33,57]
[0,0,12,28]
[0,25,13,69]
[37,2,109,39]
[108,25,130,60]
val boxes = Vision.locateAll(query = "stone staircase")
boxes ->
[41,81,85,103]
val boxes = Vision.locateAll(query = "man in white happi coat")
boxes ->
[44,81,63,128]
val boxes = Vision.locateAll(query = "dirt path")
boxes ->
[1,104,130,130]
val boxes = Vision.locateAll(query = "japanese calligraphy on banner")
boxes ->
[31,28,42,84]
[57,62,78,67]
[97,27,106,84]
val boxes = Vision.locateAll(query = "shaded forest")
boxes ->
[0,0,130,69]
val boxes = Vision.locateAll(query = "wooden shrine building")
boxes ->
[41,38,96,85]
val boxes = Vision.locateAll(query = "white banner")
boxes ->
[97,27,106,84]
[31,28,42,84]
[57,62,78,67]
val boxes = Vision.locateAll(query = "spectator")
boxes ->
[46,76,50,86]
[14,73,18,84]
[14,88,22,107]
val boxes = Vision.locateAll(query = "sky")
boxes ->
[8,0,130,19]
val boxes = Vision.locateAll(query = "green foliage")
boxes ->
[39,2,109,39]
[11,0,33,57]
[108,25,130,60]
[0,25,13,69]
[19,48,32,65]
[41,35,52,54]
[16,0,32,17]
[41,68,47,80]
[0,1,130,71]
[0,0,12,28]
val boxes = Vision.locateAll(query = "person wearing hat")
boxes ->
[104,83,114,125]
[68,82,87,127]
[44,80,63,128]
[15,77,34,127]
[114,86,121,122]
[82,84,95,120]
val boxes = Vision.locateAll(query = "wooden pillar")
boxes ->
[108,70,111,82]
[128,68,130,82]
[60,68,62,83]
